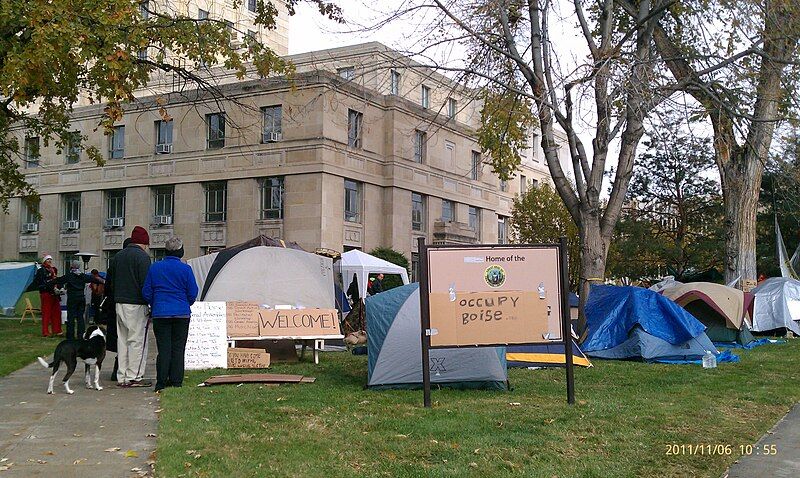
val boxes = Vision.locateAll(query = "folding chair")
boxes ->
[20,297,41,323]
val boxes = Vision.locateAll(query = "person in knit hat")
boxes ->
[34,254,62,337]
[107,226,152,387]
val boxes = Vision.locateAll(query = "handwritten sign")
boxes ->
[185,302,228,370]
[227,348,271,369]
[256,308,341,337]
[226,302,260,337]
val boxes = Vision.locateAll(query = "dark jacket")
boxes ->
[50,271,102,303]
[35,265,58,294]
[142,256,198,318]
[108,244,151,304]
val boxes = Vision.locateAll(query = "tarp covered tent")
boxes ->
[0,262,37,315]
[338,250,410,299]
[582,285,718,362]
[366,283,508,390]
[751,277,800,335]
[507,341,592,368]
[649,276,684,293]
[187,236,334,308]
[660,282,755,345]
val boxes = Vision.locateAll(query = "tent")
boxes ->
[649,276,684,293]
[660,282,755,345]
[338,250,410,299]
[0,262,37,315]
[507,341,592,368]
[187,236,334,308]
[581,285,719,362]
[751,277,800,335]
[366,283,508,390]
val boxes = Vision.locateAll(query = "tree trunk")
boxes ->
[576,213,609,335]
[722,153,763,290]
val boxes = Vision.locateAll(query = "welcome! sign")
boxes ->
[225,302,341,338]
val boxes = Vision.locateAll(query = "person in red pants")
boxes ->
[34,255,63,337]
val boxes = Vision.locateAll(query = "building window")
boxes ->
[247,0,257,12]
[262,105,282,142]
[24,137,40,168]
[337,67,355,81]
[421,85,430,109]
[156,120,173,153]
[151,248,166,262]
[259,176,284,220]
[520,174,527,194]
[445,140,455,168]
[62,252,78,273]
[344,179,361,223]
[139,1,149,19]
[347,109,363,149]
[137,48,148,61]
[65,131,81,164]
[448,98,457,119]
[103,250,120,270]
[21,199,40,232]
[498,217,508,244]
[531,178,539,188]
[204,181,227,222]
[469,206,480,233]
[202,246,225,255]
[390,70,401,95]
[411,252,419,282]
[207,113,225,149]
[62,193,81,230]
[414,130,427,163]
[198,9,208,20]
[500,179,508,192]
[412,193,426,232]
[531,133,540,162]
[109,125,125,159]
[106,190,125,227]
[152,185,174,225]
[441,199,455,222]
[471,151,481,180]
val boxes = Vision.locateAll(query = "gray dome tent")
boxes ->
[365,283,508,390]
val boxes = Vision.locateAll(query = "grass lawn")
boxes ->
[0,320,57,377]
[158,339,800,478]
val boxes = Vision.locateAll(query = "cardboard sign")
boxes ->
[429,291,549,346]
[185,302,228,370]
[226,302,260,337]
[227,348,271,369]
[256,308,341,337]
[425,247,562,346]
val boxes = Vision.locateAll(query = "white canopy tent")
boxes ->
[338,250,410,299]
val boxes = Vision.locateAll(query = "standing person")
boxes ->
[102,238,130,381]
[107,226,152,388]
[34,255,62,337]
[89,269,104,324]
[372,273,385,294]
[49,260,104,340]
[142,237,198,393]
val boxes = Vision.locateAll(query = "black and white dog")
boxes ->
[37,325,107,394]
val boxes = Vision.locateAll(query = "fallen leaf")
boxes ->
[12,433,20,436]
[578,400,587,405]
[430,439,439,444]
[155,409,163,413]
[131,467,142,472]
[44,451,55,456]
[508,402,521,406]
[184,461,192,468]
[193,454,201,459]
[276,397,285,401]
[124,450,139,458]
[201,417,210,422]
[395,434,408,438]
[146,433,157,437]
[19,402,27,404]
[36,459,47,464]
[474,448,481,454]
[0,459,7,463]
[0,466,9,471]
[73,459,85,465]
[185,450,197,455]
[469,462,478,468]
[73,433,81,437]
[104,447,121,452]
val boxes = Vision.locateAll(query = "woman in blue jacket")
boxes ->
[142,237,198,392]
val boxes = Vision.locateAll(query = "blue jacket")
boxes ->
[142,256,198,318]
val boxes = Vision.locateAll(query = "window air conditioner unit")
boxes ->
[22,222,38,233]
[156,143,172,154]
[153,215,173,226]
[263,131,282,143]
[63,220,79,230]
[106,217,124,228]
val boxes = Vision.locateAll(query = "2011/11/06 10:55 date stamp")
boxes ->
[665,444,778,456]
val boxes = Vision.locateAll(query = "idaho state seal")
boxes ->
[484,265,506,288]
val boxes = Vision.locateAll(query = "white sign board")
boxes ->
[185,302,228,370]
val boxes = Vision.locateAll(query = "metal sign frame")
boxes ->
[418,237,575,407]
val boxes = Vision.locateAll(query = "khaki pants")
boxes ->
[116,303,150,383]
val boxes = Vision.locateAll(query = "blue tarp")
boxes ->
[714,338,786,350]
[656,349,741,365]
[0,263,37,313]
[582,285,707,352]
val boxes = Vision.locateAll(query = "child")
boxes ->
[49,260,105,340]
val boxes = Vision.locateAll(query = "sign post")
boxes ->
[419,239,575,407]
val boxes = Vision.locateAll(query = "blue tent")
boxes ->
[582,285,719,362]
[0,262,37,315]
[365,283,508,390]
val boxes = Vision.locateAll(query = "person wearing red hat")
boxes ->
[107,226,153,387]
[34,254,62,337]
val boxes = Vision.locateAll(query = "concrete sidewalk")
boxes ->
[0,334,158,477]
[725,403,800,478]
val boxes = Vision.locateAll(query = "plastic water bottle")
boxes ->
[702,350,717,369]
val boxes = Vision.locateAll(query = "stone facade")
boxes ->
[2,43,558,278]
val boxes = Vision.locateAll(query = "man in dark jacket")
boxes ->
[107,226,152,387]
[49,260,104,340]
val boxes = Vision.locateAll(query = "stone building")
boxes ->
[1,43,558,280]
